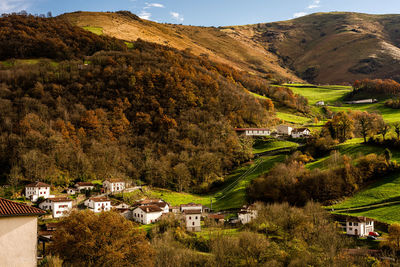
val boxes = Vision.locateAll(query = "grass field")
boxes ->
[253,139,299,154]
[275,112,312,124]
[284,84,352,104]
[82,26,103,35]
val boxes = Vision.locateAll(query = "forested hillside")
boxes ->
[0,15,305,192]
[0,15,126,60]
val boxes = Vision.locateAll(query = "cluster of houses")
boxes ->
[25,180,126,218]
[235,125,311,139]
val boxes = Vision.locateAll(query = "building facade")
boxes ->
[346,217,374,237]
[276,125,293,135]
[132,205,163,224]
[25,182,51,202]
[74,182,95,192]
[184,210,201,232]
[39,197,73,218]
[84,197,111,213]
[0,197,45,267]
[180,203,203,213]
[234,128,271,136]
[103,180,126,193]
[291,128,311,138]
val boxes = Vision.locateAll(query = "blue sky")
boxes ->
[2,0,400,26]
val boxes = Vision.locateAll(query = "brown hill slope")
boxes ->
[227,12,400,84]
[59,11,301,82]
[61,11,400,84]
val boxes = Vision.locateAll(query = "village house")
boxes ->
[316,101,325,106]
[138,199,170,214]
[234,128,271,137]
[74,182,95,192]
[180,203,203,213]
[132,205,163,224]
[113,203,132,219]
[291,128,311,138]
[84,197,111,213]
[238,204,258,224]
[0,197,46,266]
[170,206,180,213]
[276,125,293,136]
[346,217,374,237]
[25,181,51,202]
[208,213,225,225]
[183,209,202,232]
[103,179,126,193]
[39,197,73,218]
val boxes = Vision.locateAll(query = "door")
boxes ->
[354,229,358,236]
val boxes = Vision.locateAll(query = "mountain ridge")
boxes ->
[60,11,400,84]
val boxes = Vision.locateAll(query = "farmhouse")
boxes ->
[103,179,126,193]
[84,197,111,213]
[132,205,163,224]
[183,209,202,232]
[25,181,51,202]
[234,128,271,137]
[316,101,325,106]
[238,204,258,224]
[39,197,73,218]
[137,199,170,214]
[180,203,203,213]
[208,213,225,225]
[66,188,76,195]
[346,217,374,237]
[276,125,293,136]
[74,182,95,192]
[345,99,378,104]
[291,128,311,138]
[0,197,45,267]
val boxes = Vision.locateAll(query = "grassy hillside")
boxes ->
[59,11,301,82]
[226,12,400,84]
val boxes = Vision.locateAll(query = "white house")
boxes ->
[0,197,46,267]
[39,197,73,218]
[234,128,271,137]
[346,217,374,237]
[180,203,203,213]
[84,197,111,213]
[345,99,378,104]
[66,188,77,195]
[238,204,258,224]
[25,181,51,202]
[75,182,95,192]
[276,125,293,136]
[316,101,325,106]
[103,179,126,193]
[183,210,201,232]
[291,128,311,138]
[132,205,163,224]
[138,199,169,214]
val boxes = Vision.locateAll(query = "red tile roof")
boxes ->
[0,197,46,217]
[180,203,202,207]
[183,209,202,215]
[48,197,72,203]
[137,205,163,213]
[234,128,271,131]
[26,181,50,188]
[89,197,110,203]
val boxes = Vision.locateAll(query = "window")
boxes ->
[192,222,195,226]
[349,228,353,231]
[349,222,352,226]
[195,216,198,220]
[354,223,358,226]
[189,216,191,220]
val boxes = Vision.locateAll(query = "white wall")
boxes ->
[185,214,201,231]
[0,216,38,267]
[25,187,50,202]
[132,208,162,224]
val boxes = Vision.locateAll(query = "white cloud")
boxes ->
[293,12,308,18]
[170,11,184,22]
[146,3,164,8]
[0,0,31,13]
[139,11,151,20]
[307,0,321,9]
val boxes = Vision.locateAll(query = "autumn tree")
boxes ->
[354,111,378,143]
[394,123,400,140]
[387,223,400,252]
[50,210,154,266]
[324,111,354,143]
[376,117,390,140]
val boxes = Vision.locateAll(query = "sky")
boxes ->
[2,0,400,26]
